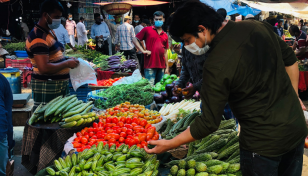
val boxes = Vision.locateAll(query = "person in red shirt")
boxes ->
[289,25,308,60]
[133,11,169,86]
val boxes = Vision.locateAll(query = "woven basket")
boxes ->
[103,3,132,15]
[167,145,188,159]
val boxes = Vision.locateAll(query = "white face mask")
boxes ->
[184,38,209,55]
[69,17,72,20]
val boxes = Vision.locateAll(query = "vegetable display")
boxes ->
[165,119,241,176]
[94,79,154,109]
[46,144,160,176]
[72,112,159,152]
[28,95,95,128]
[100,102,163,124]
[3,42,26,54]
[91,77,123,87]
[159,100,201,122]
[167,49,178,61]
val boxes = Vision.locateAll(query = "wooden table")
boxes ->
[12,99,33,126]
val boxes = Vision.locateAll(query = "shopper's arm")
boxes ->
[67,43,77,51]
[34,55,79,74]
[176,65,190,88]
[91,26,95,39]
[164,49,170,74]
[133,38,150,56]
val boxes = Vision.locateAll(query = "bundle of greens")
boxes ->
[94,79,154,109]
[3,42,26,54]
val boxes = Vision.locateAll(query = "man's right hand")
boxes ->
[172,85,181,97]
[143,50,151,56]
[67,58,79,69]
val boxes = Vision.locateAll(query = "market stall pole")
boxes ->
[21,121,95,174]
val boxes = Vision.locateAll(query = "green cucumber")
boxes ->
[55,96,77,116]
[28,103,43,125]
[36,96,62,114]
[63,102,93,118]
[63,100,83,113]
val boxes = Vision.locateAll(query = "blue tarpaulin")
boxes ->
[200,0,261,17]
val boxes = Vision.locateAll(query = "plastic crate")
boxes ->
[5,58,32,70]
[69,80,91,102]
[15,51,28,58]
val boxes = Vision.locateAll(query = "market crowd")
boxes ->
[1,0,308,175]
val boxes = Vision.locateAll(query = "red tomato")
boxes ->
[93,122,98,128]
[145,124,152,129]
[120,132,127,138]
[109,142,115,146]
[73,142,82,148]
[74,137,81,142]
[112,117,119,124]
[140,119,147,127]
[117,121,124,127]
[111,133,120,140]
[133,137,140,144]
[127,139,135,146]
[124,124,133,129]
[81,137,88,144]
[76,132,82,137]
[76,148,82,152]
[91,135,97,139]
[106,117,113,123]
[105,127,111,131]
[98,122,103,128]
[84,135,89,140]
[121,127,127,133]
[84,132,89,136]
[126,135,133,139]
[120,117,126,123]
[126,129,133,135]
[146,134,153,141]
[114,106,119,110]
[152,134,159,140]
[126,118,132,124]
[105,134,112,140]
[138,133,147,142]
[131,123,138,127]
[105,123,113,128]
[136,144,142,148]
[107,129,114,134]
[119,137,125,143]
[132,117,138,124]
[88,127,93,133]
[89,132,94,137]
[97,134,103,139]
[115,128,122,134]
[140,141,147,148]
[108,138,116,143]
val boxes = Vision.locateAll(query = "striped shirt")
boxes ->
[26,24,70,80]
[114,23,135,50]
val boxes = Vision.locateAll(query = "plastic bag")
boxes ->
[70,58,97,91]
[112,69,142,86]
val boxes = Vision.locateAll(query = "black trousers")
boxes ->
[240,140,304,176]
[95,40,109,55]
[137,53,144,76]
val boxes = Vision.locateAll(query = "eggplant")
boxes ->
[154,93,164,104]
[171,96,181,103]
[160,91,168,100]
[164,99,171,104]
[165,84,174,98]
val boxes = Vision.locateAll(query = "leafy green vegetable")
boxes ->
[3,42,26,54]
[94,79,154,109]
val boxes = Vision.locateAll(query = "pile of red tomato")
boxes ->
[72,116,159,152]
[92,77,123,87]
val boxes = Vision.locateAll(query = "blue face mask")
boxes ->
[134,20,139,23]
[154,21,163,27]
[46,14,61,29]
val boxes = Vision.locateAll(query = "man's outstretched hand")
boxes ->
[144,139,174,154]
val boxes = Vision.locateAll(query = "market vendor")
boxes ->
[289,25,308,61]
[26,0,79,108]
[145,1,307,175]
[91,13,110,55]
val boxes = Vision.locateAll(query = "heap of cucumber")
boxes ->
[166,119,241,176]
[46,142,159,176]
[29,95,96,128]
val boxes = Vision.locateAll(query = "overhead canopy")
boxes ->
[200,0,236,13]
[94,0,169,7]
[228,5,262,16]
[242,0,308,18]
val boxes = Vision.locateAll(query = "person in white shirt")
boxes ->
[76,17,88,46]
[54,17,76,51]
[20,19,29,40]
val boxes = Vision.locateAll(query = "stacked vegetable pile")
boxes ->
[72,115,159,152]
[159,100,201,121]
[3,42,25,54]
[91,77,123,87]
[46,143,160,176]
[284,30,292,38]
[28,95,95,128]
[100,102,163,124]
[94,79,153,109]
[154,74,178,93]
[165,119,241,176]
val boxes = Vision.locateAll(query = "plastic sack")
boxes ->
[70,58,97,91]
[63,133,76,155]
[304,111,308,127]
[112,69,142,86]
